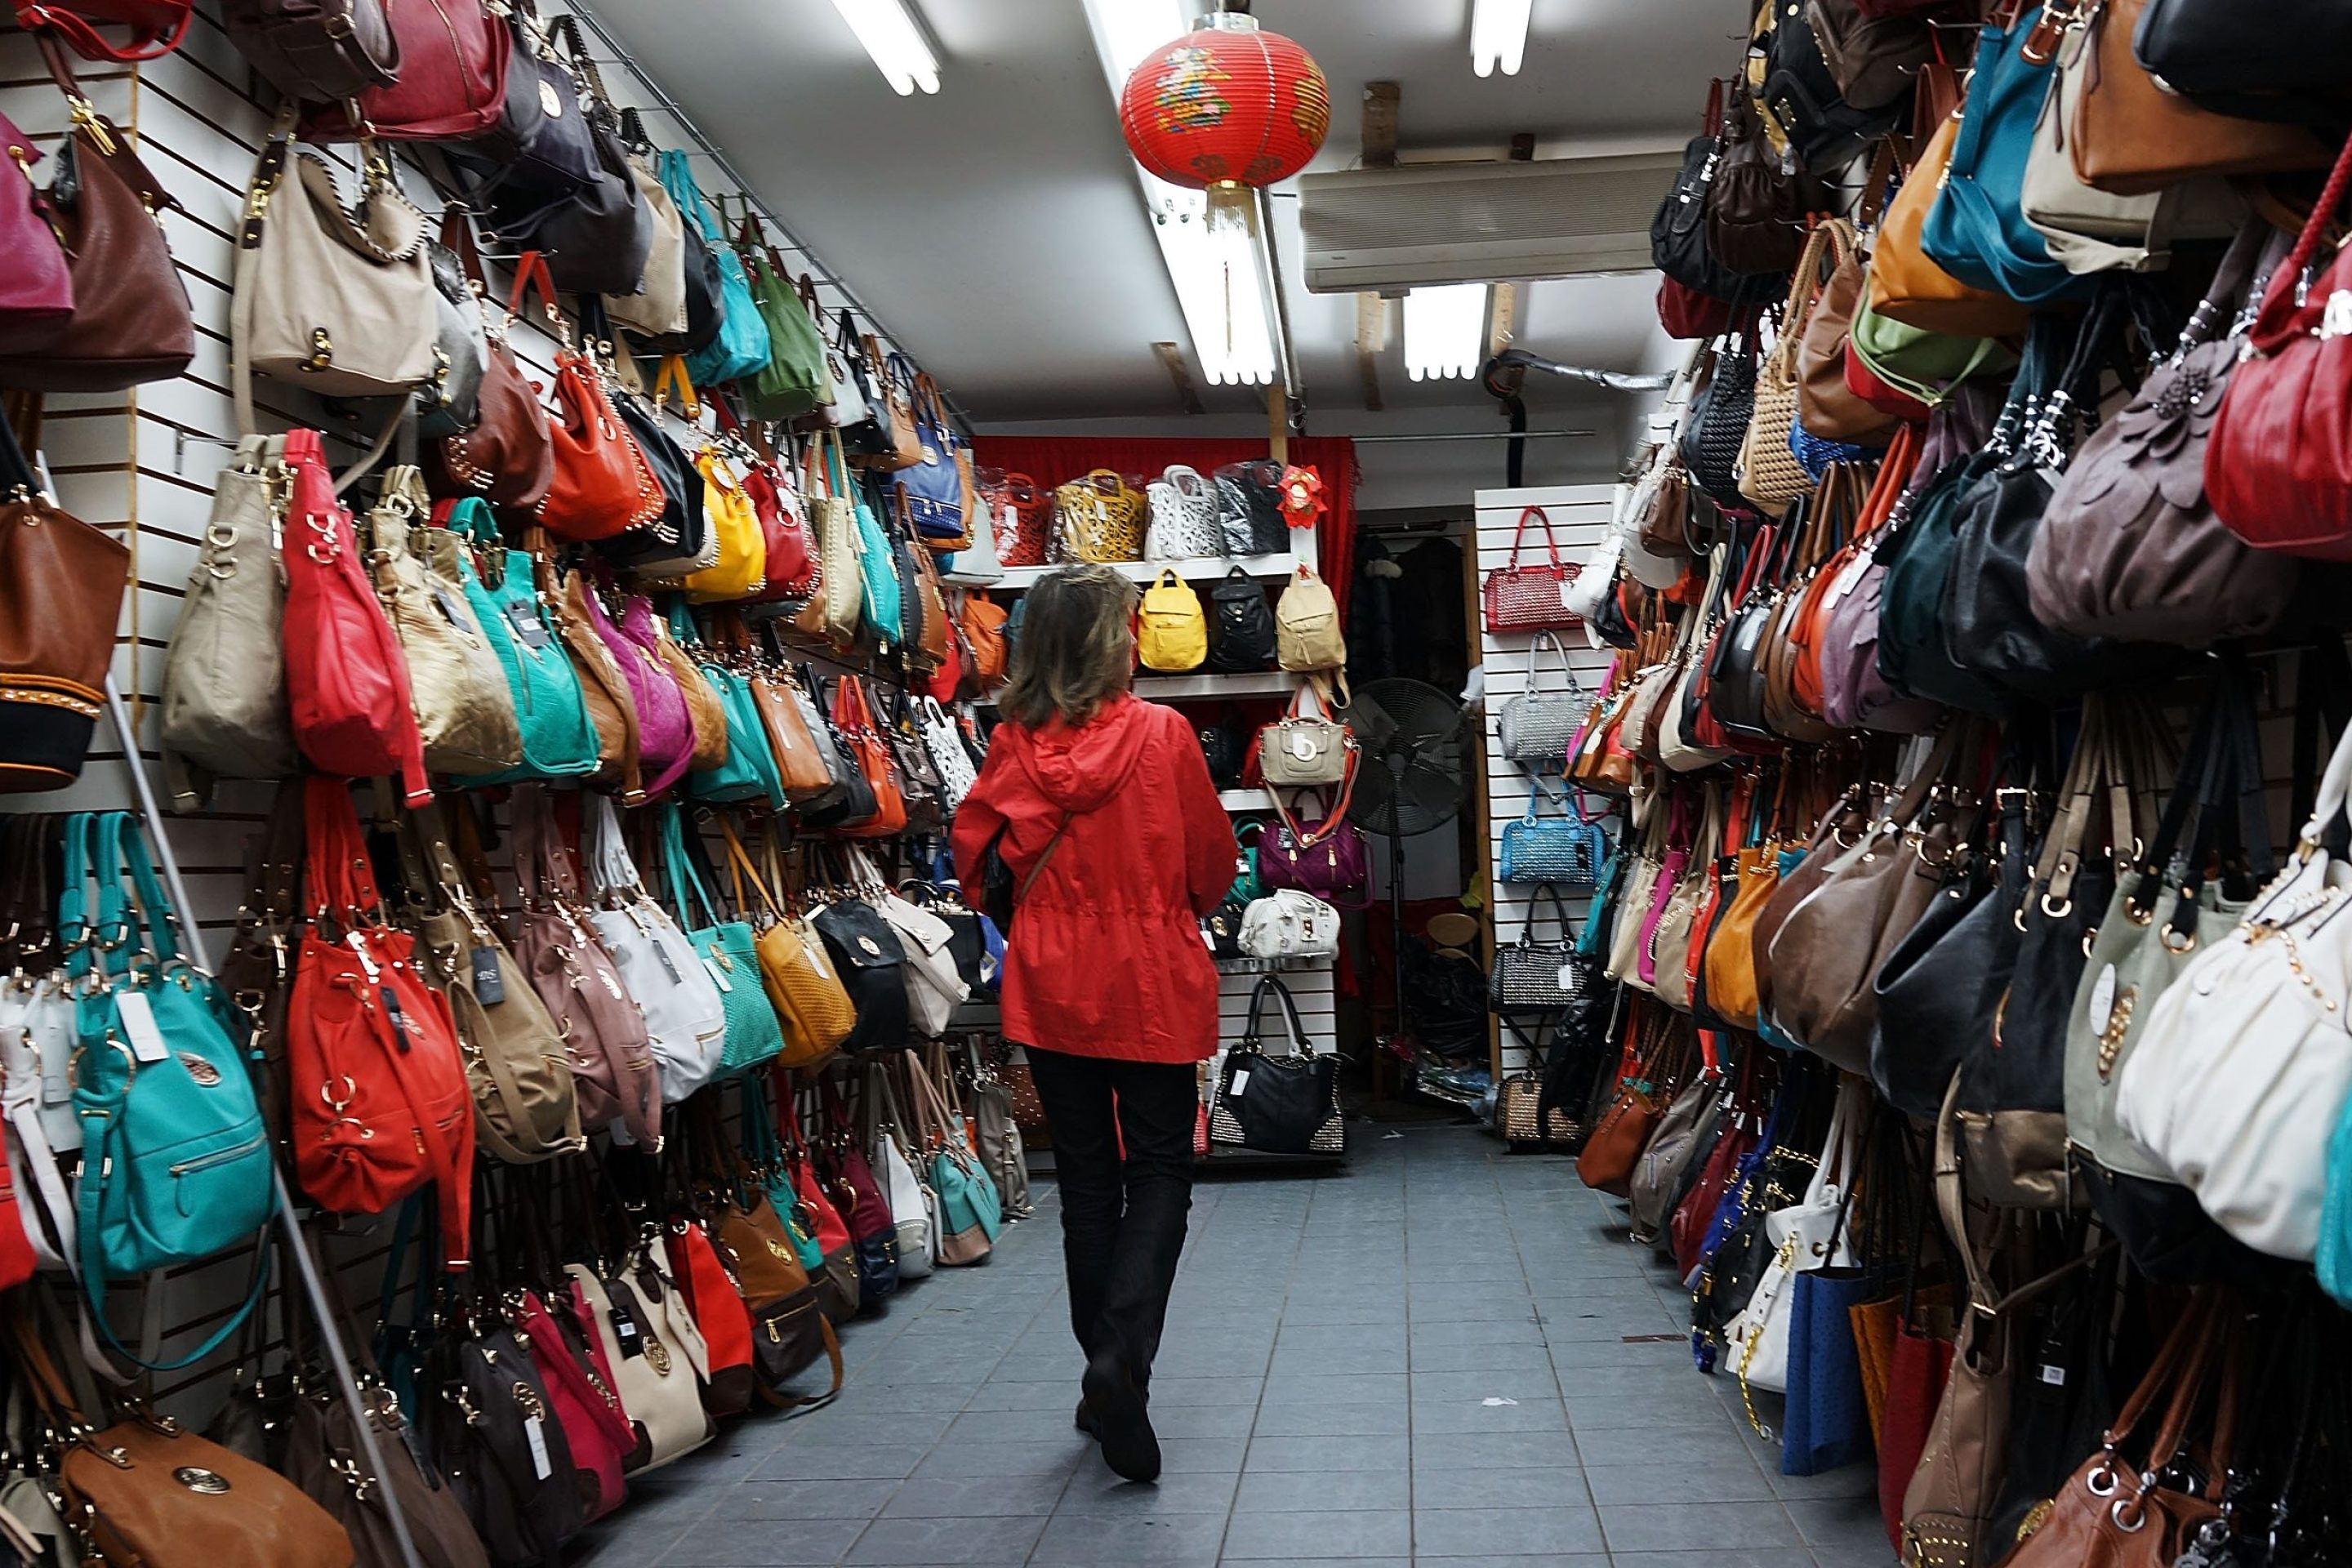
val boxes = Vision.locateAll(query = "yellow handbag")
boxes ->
[722,823,857,1069]
[1054,469,1146,563]
[1138,568,1207,672]
[684,443,768,603]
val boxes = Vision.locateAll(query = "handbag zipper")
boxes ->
[170,1130,265,1178]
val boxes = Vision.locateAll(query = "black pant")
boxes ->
[1025,1047,1196,1385]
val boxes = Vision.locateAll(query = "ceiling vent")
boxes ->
[1297,154,1681,294]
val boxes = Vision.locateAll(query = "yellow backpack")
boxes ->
[1138,568,1207,672]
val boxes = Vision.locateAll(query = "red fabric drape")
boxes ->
[972,436,1360,619]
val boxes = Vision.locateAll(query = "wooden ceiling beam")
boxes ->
[1151,341,1205,415]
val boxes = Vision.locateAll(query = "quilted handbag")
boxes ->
[1497,630,1591,764]
[1490,884,1584,1013]
[1208,978,1344,1155]
[1481,506,1584,631]
[1681,332,1762,510]
[1499,784,1605,887]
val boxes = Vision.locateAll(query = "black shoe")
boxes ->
[1081,1352,1160,1484]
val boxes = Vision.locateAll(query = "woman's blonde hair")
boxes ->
[996,564,1140,728]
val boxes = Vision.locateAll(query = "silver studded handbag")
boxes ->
[1498,630,1594,765]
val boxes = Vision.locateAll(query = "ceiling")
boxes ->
[587,0,1741,480]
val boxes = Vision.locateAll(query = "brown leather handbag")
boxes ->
[704,1179,843,1410]
[1750,778,1877,1021]
[552,559,644,800]
[425,216,553,513]
[11,1307,355,1568]
[0,41,194,392]
[1574,1009,1680,1198]
[0,415,128,791]
[2072,0,2328,195]
[1794,201,1904,445]
[1759,465,1860,744]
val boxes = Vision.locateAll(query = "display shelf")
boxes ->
[954,551,1299,593]
[1134,670,1298,701]
[1211,953,1330,974]
[1219,789,1274,813]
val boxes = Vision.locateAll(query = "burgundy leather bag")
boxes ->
[0,109,74,356]
[301,0,507,141]
[425,214,553,512]
[1260,789,1370,910]
[12,0,189,60]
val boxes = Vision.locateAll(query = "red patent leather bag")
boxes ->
[287,775,475,1267]
[2207,127,2352,561]
[1481,506,1584,631]
[506,255,667,542]
[12,0,189,60]
[301,0,506,140]
[279,429,430,805]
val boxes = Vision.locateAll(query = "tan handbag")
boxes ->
[2071,0,2329,196]
[1054,470,1146,564]
[1793,205,1903,444]
[160,434,295,810]
[551,559,644,800]
[569,1249,715,1473]
[1275,564,1347,674]
[233,114,439,421]
[366,468,523,776]
[601,148,689,339]
[1737,247,1838,517]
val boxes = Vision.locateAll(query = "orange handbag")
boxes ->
[831,676,907,840]
[959,591,1009,688]
[1865,67,2032,341]
[510,254,667,541]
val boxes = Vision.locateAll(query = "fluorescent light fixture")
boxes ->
[1471,0,1533,76]
[827,0,939,96]
[1404,284,1488,381]
[1077,0,1188,90]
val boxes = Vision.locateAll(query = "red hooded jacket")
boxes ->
[951,694,1233,1063]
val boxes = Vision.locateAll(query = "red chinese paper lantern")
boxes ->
[1119,12,1330,210]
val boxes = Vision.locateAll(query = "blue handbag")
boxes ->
[852,473,903,648]
[442,502,601,785]
[1789,420,1876,483]
[887,354,966,543]
[1781,1267,1874,1475]
[1499,783,1606,887]
[658,150,771,386]
[660,805,786,1074]
[1921,16,2095,310]
[65,813,275,1367]
[1575,835,1624,964]
[676,604,787,810]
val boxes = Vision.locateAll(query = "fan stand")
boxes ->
[1374,749,1418,1065]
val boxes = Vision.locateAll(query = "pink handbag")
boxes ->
[516,1289,632,1523]
[0,109,73,354]
[577,572,695,799]
[1633,847,1688,991]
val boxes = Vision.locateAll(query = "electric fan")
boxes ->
[1343,679,1470,1067]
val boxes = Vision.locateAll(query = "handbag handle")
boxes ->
[1505,506,1565,573]
[1241,975,1312,1057]
[1517,884,1574,947]
[504,250,568,345]
[1525,629,1584,702]
[2247,116,2352,359]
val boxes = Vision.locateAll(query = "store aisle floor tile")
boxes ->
[571,1123,1893,1567]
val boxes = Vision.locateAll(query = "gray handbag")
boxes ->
[159,435,295,811]
[964,1038,1032,1219]
[1627,1076,1722,1246]
[1498,630,1592,764]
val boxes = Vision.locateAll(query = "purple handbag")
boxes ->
[0,108,74,354]
[581,573,694,798]
[1260,791,1370,909]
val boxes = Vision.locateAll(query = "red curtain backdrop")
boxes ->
[972,436,1361,618]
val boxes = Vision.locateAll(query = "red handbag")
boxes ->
[1481,506,1584,632]
[2208,127,2352,561]
[279,429,430,806]
[517,1288,633,1522]
[926,613,967,705]
[300,0,507,140]
[506,255,667,541]
[832,676,908,840]
[993,472,1051,568]
[11,0,189,60]
[287,776,474,1267]
[0,1122,36,1293]
[667,1220,756,1419]
[1657,276,1734,341]
[733,423,817,601]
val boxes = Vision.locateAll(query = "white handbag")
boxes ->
[1145,466,1225,559]
[947,494,1006,584]
[1,973,78,1272]
[867,1062,935,1279]
[1726,1080,1863,1397]
[2115,713,2352,1262]
[918,697,978,810]
[862,856,969,1036]
[569,1244,714,1472]
[584,795,728,1106]
[1239,889,1341,960]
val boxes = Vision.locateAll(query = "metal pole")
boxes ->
[1350,429,1598,443]
[100,676,428,1568]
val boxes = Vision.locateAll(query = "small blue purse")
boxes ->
[1499,783,1606,887]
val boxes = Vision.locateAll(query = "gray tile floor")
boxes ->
[572,1123,1897,1567]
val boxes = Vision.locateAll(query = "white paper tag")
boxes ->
[523,1414,553,1480]
[1228,1068,1250,1097]
[702,956,733,993]
[2039,1364,2067,1388]
[1557,963,1579,992]
[1559,578,1578,609]
[115,991,169,1063]
[2087,964,2117,1036]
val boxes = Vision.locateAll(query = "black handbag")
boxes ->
[792,675,878,832]
[443,6,600,209]
[1490,884,1583,1013]
[1871,795,2020,1118]
[2133,0,2352,129]
[1198,707,1251,789]
[1678,333,1760,511]
[423,1320,583,1566]
[1214,461,1290,556]
[1704,519,1790,742]
[1202,898,1248,961]
[593,372,706,577]
[1760,1,1906,173]
[811,896,911,1056]
[1650,80,1771,303]
[1205,565,1277,672]
[1207,978,1343,1156]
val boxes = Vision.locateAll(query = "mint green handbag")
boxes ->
[660,805,786,1073]
[676,605,786,810]
[1847,291,2017,412]
[440,500,600,784]
[66,813,274,1367]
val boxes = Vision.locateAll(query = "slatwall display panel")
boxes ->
[1475,485,1616,1073]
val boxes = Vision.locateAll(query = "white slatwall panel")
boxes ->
[1474,485,1616,1073]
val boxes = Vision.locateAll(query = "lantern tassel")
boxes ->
[1204,180,1255,237]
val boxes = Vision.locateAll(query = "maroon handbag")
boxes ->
[425,212,553,511]
[0,108,74,355]
[1260,788,1370,910]
[12,0,189,60]
[301,0,506,141]
[1481,506,1584,631]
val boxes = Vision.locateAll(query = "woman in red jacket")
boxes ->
[951,564,1233,1485]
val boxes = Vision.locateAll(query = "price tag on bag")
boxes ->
[114,991,169,1064]
[523,1415,554,1481]
[1558,963,1579,993]
[1228,1068,1250,1098]
[506,599,552,651]
[608,1297,646,1358]
[471,947,505,1006]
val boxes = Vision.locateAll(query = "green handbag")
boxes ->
[438,501,600,784]
[739,1079,826,1272]
[660,805,786,1074]
[737,236,829,421]
[1229,820,1267,906]
[675,607,786,810]
[1847,290,2017,412]
[66,813,275,1368]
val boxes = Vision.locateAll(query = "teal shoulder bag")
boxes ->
[659,153,771,386]
[440,501,600,783]
[660,805,786,1073]
[738,1079,826,1272]
[677,604,786,810]
[65,813,274,1367]
[849,469,902,649]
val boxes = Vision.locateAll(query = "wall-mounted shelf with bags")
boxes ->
[952,550,1301,591]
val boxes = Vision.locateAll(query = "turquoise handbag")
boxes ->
[1921,16,2094,310]
[739,1079,825,1272]
[1575,835,1625,964]
[659,151,770,386]
[65,813,274,1368]
[849,469,902,649]
[660,805,786,1073]
[1754,846,1811,1054]
[911,1061,1001,1250]
[675,605,786,809]
[440,501,600,784]
[1229,820,1267,906]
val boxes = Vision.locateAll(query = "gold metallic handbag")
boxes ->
[1054,469,1146,563]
